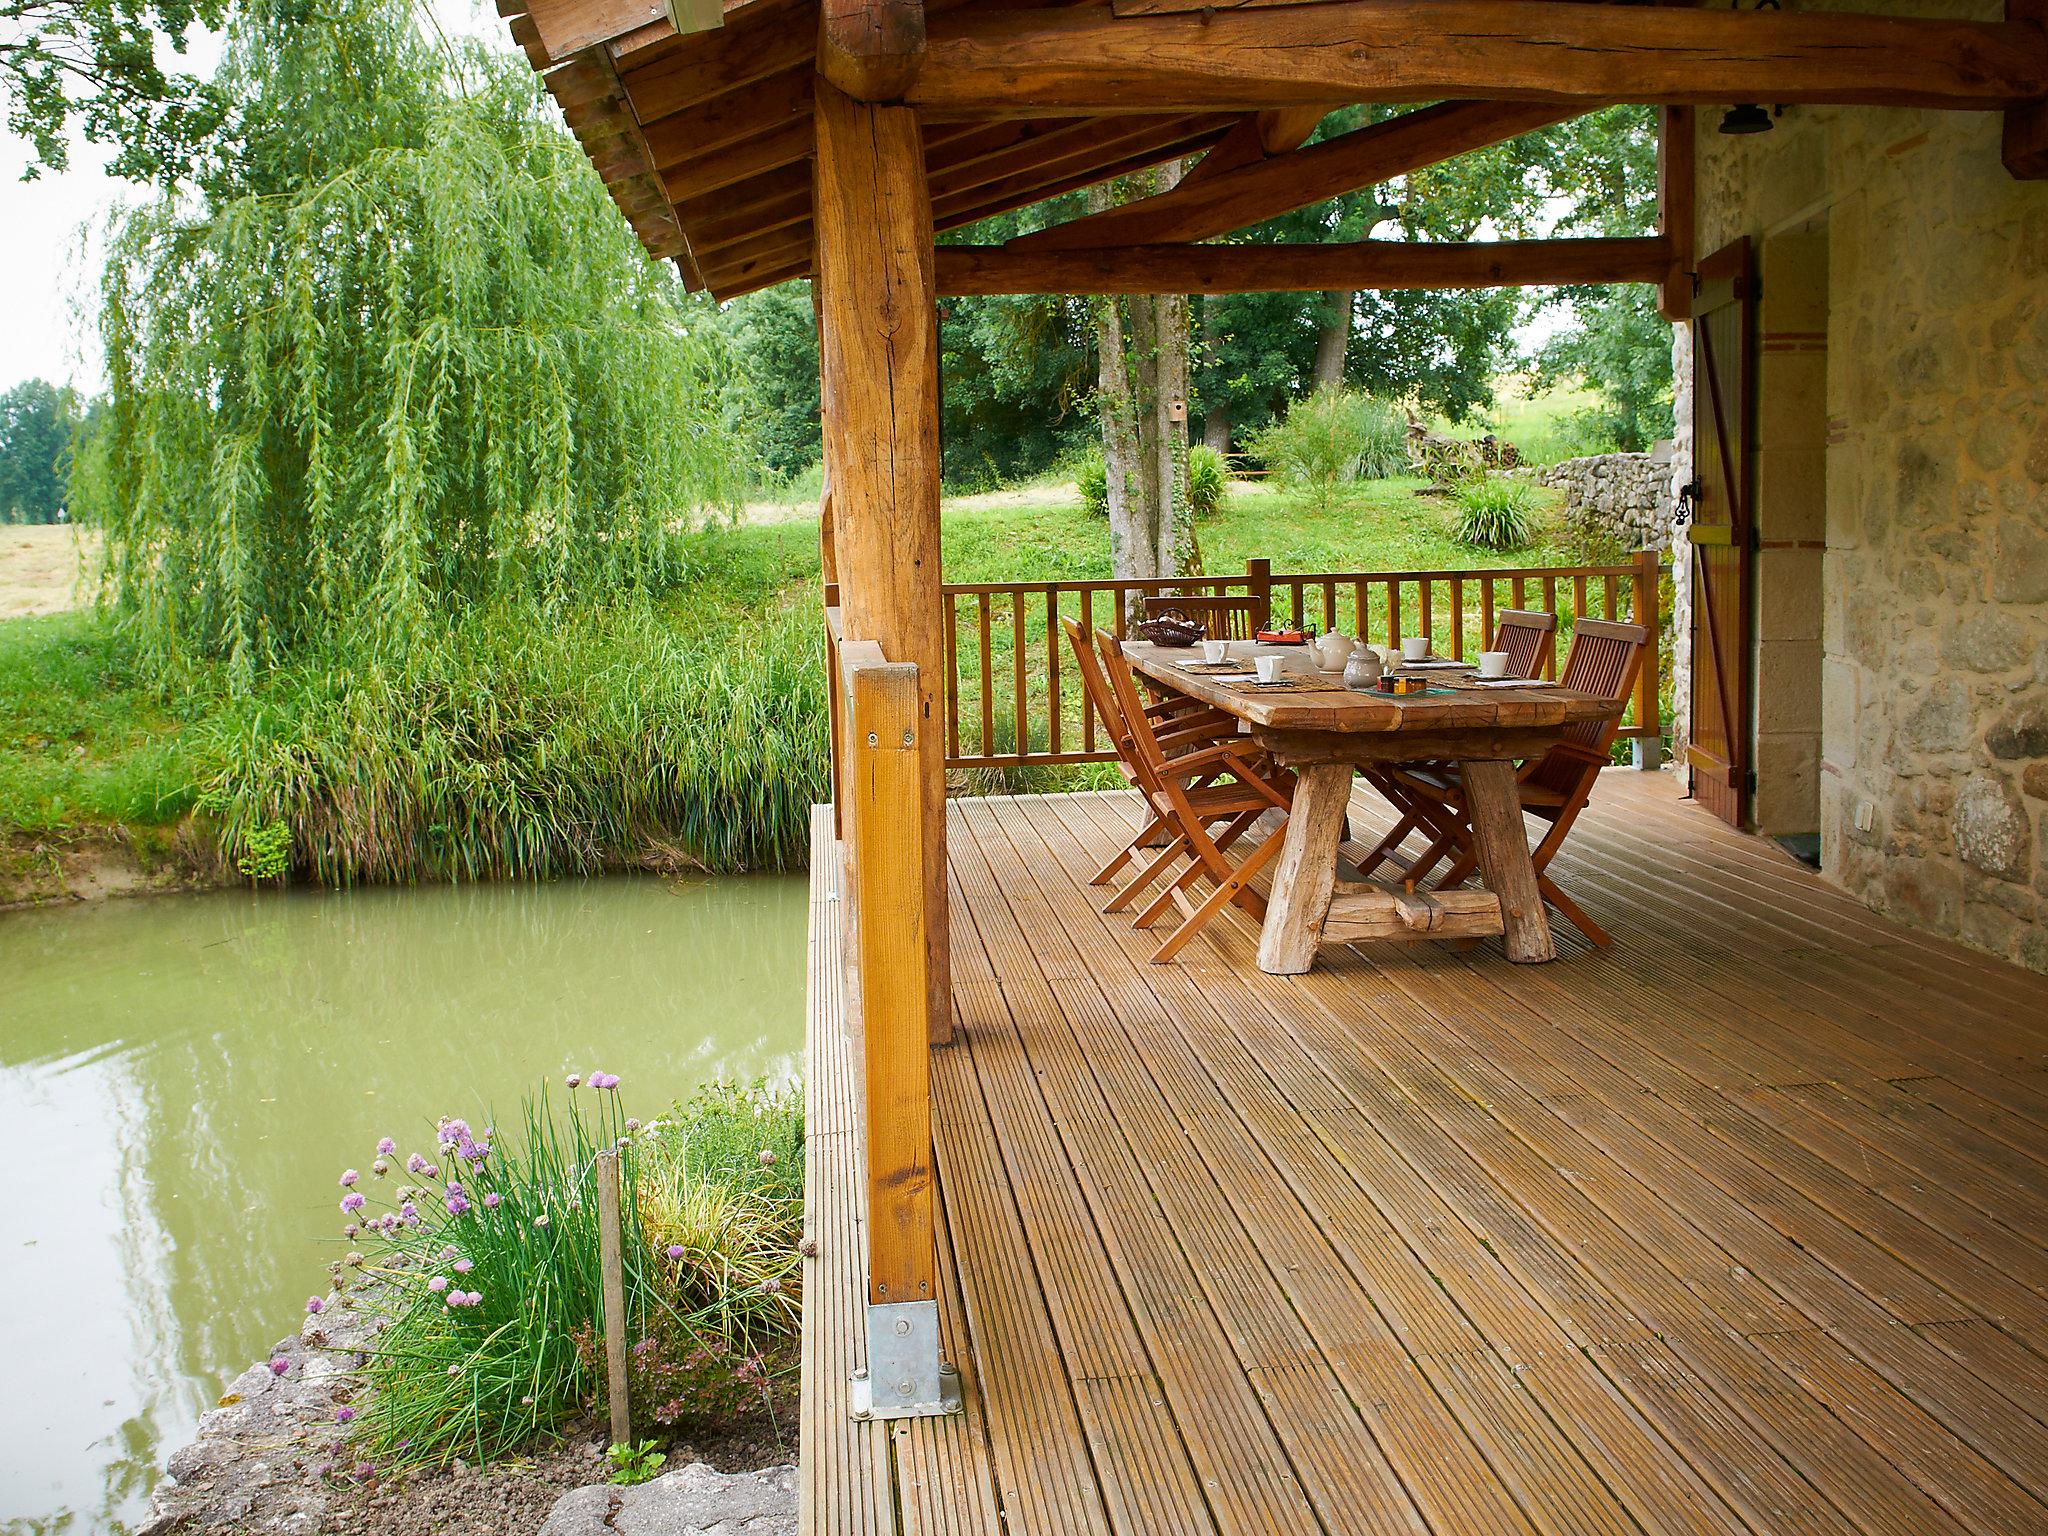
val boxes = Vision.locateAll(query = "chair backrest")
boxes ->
[1527,618,1650,798]
[1142,594,1261,640]
[1490,608,1557,681]
[1091,629,1176,795]
[1060,616,1138,772]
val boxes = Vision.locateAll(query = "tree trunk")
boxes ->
[1203,406,1231,453]
[1310,289,1353,391]
[1092,162,1198,591]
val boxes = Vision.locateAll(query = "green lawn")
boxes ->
[2,478,1656,853]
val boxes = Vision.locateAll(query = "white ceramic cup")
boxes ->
[1401,635,1430,662]
[1254,654,1285,683]
[1201,639,1229,664]
[1478,650,1511,679]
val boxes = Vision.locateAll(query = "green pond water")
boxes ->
[0,874,808,1535]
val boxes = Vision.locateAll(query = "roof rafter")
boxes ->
[1012,99,1573,251]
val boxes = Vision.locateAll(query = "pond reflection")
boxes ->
[0,874,806,1533]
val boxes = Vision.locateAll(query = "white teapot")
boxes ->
[1310,631,1356,672]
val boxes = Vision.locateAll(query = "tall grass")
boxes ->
[195,594,828,882]
[1451,477,1541,552]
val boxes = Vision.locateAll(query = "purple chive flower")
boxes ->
[342,1223,359,1240]
[376,1137,396,1156]
[269,1357,291,1377]
[340,1192,365,1213]
[625,1118,640,1133]
[534,1214,549,1229]
[422,1164,440,1181]
[447,1364,461,1377]
[666,1245,685,1261]
[483,1192,501,1210]
[453,1258,473,1274]
[565,1074,581,1089]
[406,1153,427,1175]
[464,1291,482,1306]
[371,1159,388,1177]
[759,1149,777,1166]
[339,1169,359,1187]
[759,1277,782,1294]
[306,1296,325,1315]
[335,1405,355,1424]
[353,1462,374,1481]
[445,1192,471,1217]
[429,1276,449,1293]
[439,1245,459,1263]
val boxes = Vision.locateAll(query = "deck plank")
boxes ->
[803,775,2048,1536]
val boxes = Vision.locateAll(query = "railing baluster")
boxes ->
[1604,574,1619,619]
[1080,588,1096,751]
[977,592,994,755]
[1479,576,1495,654]
[1542,577,1558,677]
[1386,580,1400,649]
[1418,578,1434,654]
[1351,579,1365,640]
[1012,587,1028,758]
[1572,574,1588,621]
[1449,576,1465,659]
[1321,580,1336,633]
[944,591,960,763]
[1046,589,1061,756]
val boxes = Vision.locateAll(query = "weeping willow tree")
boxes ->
[76,0,748,683]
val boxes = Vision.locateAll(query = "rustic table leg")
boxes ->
[1257,762,1354,974]
[1461,757,1553,963]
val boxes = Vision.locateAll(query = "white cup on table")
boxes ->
[1254,654,1285,683]
[1478,650,1511,679]
[1201,639,1229,664]
[1401,635,1430,662]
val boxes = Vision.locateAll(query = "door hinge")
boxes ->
[1745,768,1758,795]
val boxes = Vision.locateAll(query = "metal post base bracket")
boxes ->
[851,1300,963,1420]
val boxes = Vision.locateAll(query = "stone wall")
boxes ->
[1539,451,1678,553]
[1695,0,2048,971]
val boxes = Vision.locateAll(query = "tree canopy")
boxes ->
[0,377,78,521]
[2,0,224,180]
[75,0,749,682]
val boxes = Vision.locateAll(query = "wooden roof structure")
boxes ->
[502,0,2048,303]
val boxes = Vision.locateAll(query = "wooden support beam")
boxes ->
[2009,0,2048,176]
[813,77,952,1052]
[620,0,813,121]
[934,236,1672,296]
[1657,105,1695,323]
[1014,100,1571,251]
[820,0,925,101]
[527,0,669,61]
[1174,104,1332,191]
[909,2,2048,117]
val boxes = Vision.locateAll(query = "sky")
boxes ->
[0,0,500,398]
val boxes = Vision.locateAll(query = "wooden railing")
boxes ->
[824,606,936,1320]
[939,551,1665,769]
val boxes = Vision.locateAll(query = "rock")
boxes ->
[1900,680,1970,753]
[1941,610,2030,673]
[1987,703,2048,760]
[1990,514,2048,603]
[540,1463,798,1536]
[2025,762,2048,801]
[1954,772,2033,882]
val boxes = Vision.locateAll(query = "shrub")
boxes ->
[335,1077,804,1470]
[1451,477,1540,551]
[1076,443,1108,518]
[1248,390,1406,508]
[1186,444,1227,519]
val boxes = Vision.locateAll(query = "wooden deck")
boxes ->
[802,769,2048,1536]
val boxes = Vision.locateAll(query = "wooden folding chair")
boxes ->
[1376,618,1651,946]
[1059,616,1242,895]
[1140,593,1263,639]
[1093,630,1295,964]
[1354,607,1558,880]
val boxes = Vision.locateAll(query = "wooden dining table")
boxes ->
[1123,640,1625,971]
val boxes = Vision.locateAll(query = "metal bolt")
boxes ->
[901,729,913,746]
[894,1318,912,1335]
[867,731,878,747]
[897,1380,914,1397]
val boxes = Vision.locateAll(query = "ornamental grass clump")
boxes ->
[1451,476,1541,552]
[332,1077,804,1471]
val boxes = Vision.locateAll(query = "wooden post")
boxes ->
[2007,1,2048,178]
[1463,757,1554,963]
[1245,556,1272,633]
[843,654,937,1308]
[1657,106,1695,322]
[813,75,951,1045]
[595,1150,631,1449]
[1635,546,1662,754]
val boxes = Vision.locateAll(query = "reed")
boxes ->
[195,594,828,881]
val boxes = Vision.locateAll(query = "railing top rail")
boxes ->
[937,575,1249,597]
[937,556,1654,597]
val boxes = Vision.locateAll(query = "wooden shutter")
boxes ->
[1684,237,1755,828]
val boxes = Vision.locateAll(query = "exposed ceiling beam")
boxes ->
[1011,100,1571,251]
[932,236,1674,295]
[619,0,812,120]
[820,0,927,101]
[907,1,2048,117]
